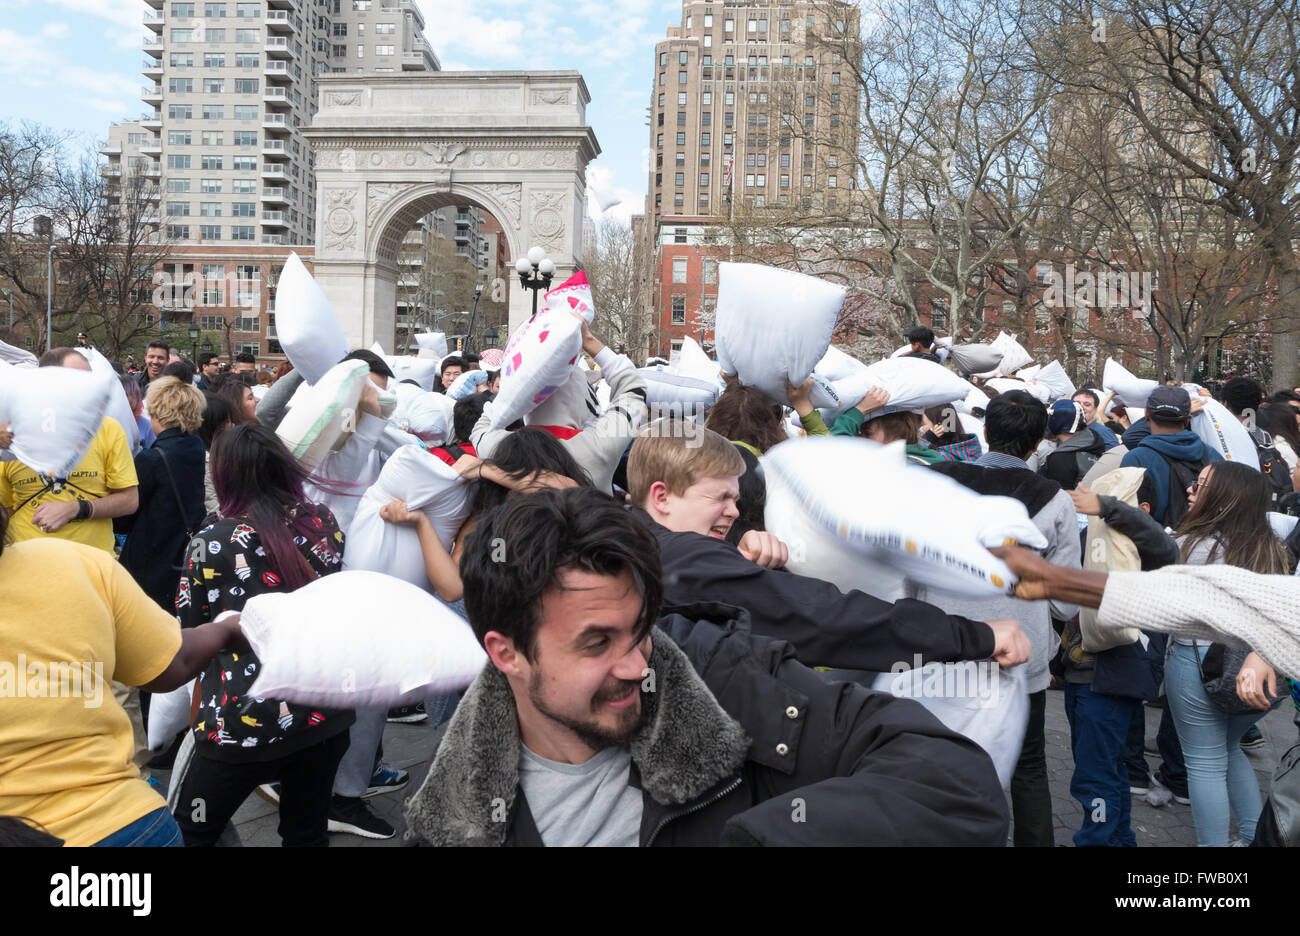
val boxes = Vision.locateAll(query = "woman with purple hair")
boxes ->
[169,423,353,847]
[119,374,155,451]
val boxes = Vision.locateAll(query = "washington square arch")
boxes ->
[301,71,600,349]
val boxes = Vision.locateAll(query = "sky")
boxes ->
[0,0,681,225]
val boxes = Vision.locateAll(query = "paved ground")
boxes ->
[156,688,1295,846]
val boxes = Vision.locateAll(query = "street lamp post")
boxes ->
[188,322,200,363]
[4,289,11,332]
[484,325,499,349]
[46,244,55,353]
[464,282,485,352]
[515,246,556,321]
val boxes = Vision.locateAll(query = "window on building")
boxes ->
[233,79,259,92]
[167,179,191,192]
[236,2,259,15]
[235,53,259,67]
[702,91,711,105]
[677,111,686,126]
[676,152,685,165]
[232,180,256,194]
[673,227,688,244]
[679,51,688,65]
[703,35,711,48]
[699,172,709,187]
[171,28,194,42]
[677,132,686,145]
[671,296,686,324]
[169,78,193,93]
[166,201,191,216]
[724,17,734,32]
[376,45,394,55]
[202,105,224,120]
[828,176,837,188]
[657,133,663,147]
[201,178,222,193]
[673,192,684,207]
[831,72,841,85]
[703,13,712,27]
[678,92,687,106]
[205,29,226,42]
[232,202,257,217]
[199,224,221,240]
[200,130,221,146]
[166,225,190,239]
[376,23,396,35]
[703,259,717,284]
[204,53,225,67]
[203,78,224,94]
[701,132,710,146]
[170,53,193,66]
[678,70,687,84]
[675,172,685,186]
[233,131,257,146]
[201,155,222,170]
[167,154,192,169]
[200,202,222,217]
[802,174,812,187]
[233,156,257,170]
[205,2,226,15]
[702,112,711,126]
[168,131,192,145]
[231,225,256,241]
[233,104,257,119]
[672,258,687,283]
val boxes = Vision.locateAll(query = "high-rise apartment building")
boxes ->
[138,0,438,249]
[641,0,861,357]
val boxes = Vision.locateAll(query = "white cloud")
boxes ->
[41,21,69,39]
[0,27,139,123]
[44,0,141,48]
[86,98,129,114]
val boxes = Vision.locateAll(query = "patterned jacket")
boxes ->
[176,503,354,762]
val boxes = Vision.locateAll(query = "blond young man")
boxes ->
[626,420,1030,672]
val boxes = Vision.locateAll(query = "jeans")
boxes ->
[333,707,388,799]
[1064,684,1139,846]
[1165,643,1266,846]
[174,729,350,847]
[92,806,184,847]
[1011,690,1053,847]
[1125,702,1186,791]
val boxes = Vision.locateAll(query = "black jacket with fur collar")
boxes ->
[405,604,1009,846]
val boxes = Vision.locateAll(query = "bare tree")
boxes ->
[585,218,651,358]
[1037,0,1300,389]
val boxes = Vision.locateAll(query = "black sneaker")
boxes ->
[386,703,428,724]
[327,795,395,840]
[1240,726,1267,751]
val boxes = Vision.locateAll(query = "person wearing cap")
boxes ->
[1040,399,1107,491]
[1119,386,1222,526]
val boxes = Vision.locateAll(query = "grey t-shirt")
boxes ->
[518,744,643,847]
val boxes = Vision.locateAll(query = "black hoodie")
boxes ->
[1040,425,1107,491]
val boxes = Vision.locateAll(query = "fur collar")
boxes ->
[405,625,751,846]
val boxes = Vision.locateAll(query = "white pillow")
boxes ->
[1029,360,1075,400]
[76,347,141,455]
[1101,357,1157,407]
[0,365,113,478]
[973,332,1034,377]
[947,343,1002,375]
[543,270,596,324]
[638,366,721,420]
[275,359,371,470]
[387,355,440,391]
[762,436,1047,597]
[273,252,350,385]
[393,389,455,446]
[815,351,972,424]
[147,679,195,751]
[344,445,474,591]
[490,306,584,429]
[414,332,448,360]
[1194,396,1259,468]
[0,337,37,367]
[715,262,844,404]
[242,569,486,708]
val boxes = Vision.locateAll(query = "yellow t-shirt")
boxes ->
[0,539,182,846]
[0,416,138,553]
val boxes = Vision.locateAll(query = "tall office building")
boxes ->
[641,0,861,357]
[139,0,438,249]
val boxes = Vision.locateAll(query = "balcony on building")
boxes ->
[261,164,288,180]
[142,84,163,104]
[99,141,123,157]
[144,161,162,178]
[263,86,291,107]
[260,186,290,204]
[140,138,162,155]
[264,10,294,32]
[261,234,285,244]
[101,164,123,178]
[264,60,291,81]
[262,113,291,134]
[261,140,290,160]
[144,9,164,31]
[141,112,163,129]
[266,0,293,8]
[143,60,163,78]
[265,36,292,58]
[143,34,164,56]
[261,211,289,228]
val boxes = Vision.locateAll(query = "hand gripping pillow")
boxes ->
[761,436,1047,597]
[76,347,141,455]
[715,262,845,403]
[446,368,489,400]
[274,252,350,385]
[490,307,584,429]
[242,569,486,708]
[814,351,972,423]
[414,331,449,360]
[1028,359,1075,401]
[544,270,596,324]
[274,359,371,470]
[344,445,474,593]
[0,364,113,478]
[947,343,1003,376]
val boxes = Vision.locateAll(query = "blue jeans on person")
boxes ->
[1164,643,1266,846]
[92,805,184,847]
[1064,683,1139,847]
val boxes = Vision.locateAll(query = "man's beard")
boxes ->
[528,670,645,752]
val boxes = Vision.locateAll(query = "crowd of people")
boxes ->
[4,316,1300,848]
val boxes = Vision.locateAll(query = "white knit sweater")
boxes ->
[1098,564,1300,677]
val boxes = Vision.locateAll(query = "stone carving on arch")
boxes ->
[323,188,360,254]
[529,190,568,254]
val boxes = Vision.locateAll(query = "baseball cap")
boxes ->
[1047,399,1086,436]
[1147,385,1191,420]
